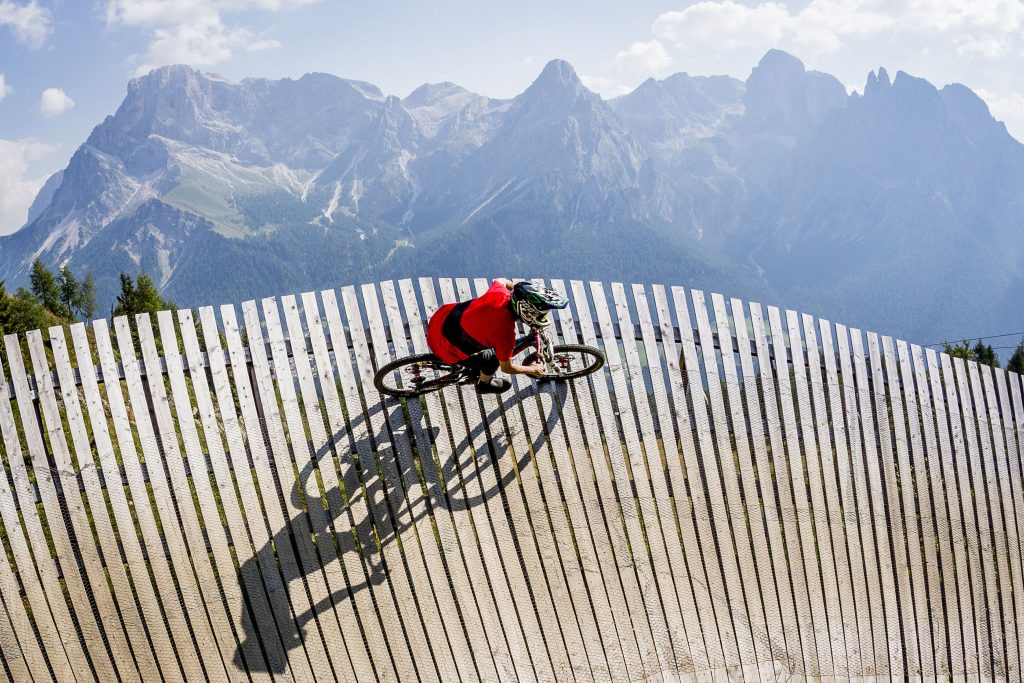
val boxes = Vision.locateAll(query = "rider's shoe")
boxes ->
[475,377,511,394]
[521,351,539,367]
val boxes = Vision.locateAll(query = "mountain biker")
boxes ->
[426,279,568,394]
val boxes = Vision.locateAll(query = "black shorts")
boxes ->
[457,348,499,376]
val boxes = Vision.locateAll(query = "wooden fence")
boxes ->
[0,276,1022,682]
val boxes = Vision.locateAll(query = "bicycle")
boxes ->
[374,327,605,398]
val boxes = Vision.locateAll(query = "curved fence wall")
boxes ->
[1,277,1023,682]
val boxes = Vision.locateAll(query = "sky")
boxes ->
[2,0,1024,234]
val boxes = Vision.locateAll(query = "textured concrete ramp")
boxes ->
[1,277,1023,681]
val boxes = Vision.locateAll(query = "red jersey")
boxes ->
[427,282,516,363]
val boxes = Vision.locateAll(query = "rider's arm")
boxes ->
[493,278,514,290]
[500,358,544,378]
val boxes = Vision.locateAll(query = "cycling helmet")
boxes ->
[510,282,568,329]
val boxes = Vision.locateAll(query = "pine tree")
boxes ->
[29,259,61,316]
[1008,339,1024,375]
[57,265,79,319]
[0,281,12,335]
[80,274,97,321]
[972,340,1000,368]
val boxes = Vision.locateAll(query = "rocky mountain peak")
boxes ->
[743,49,846,136]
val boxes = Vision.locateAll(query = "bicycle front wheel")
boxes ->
[539,344,605,381]
[374,353,464,397]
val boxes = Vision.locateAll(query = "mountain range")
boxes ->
[3,49,1022,346]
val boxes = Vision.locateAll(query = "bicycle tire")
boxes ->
[539,344,605,381]
[374,353,465,398]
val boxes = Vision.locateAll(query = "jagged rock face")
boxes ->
[3,52,1024,345]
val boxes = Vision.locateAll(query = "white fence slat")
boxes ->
[400,278,517,682]
[0,342,88,683]
[175,308,292,681]
[979,365,1024,679]
[377,279,487,682]
[132,316,237,681]
[913,345,966,677]
[415,278,537,680]
[848,328,904,675]
[879,335,931,676]
[550,279,654,678]
[938,351,985,678]
[966,361,1013,678]
[997,370,1024,669]
[155,311,273,681]
[801,314,861,676]
[954,358,1001,677]
[785,310,846,676]
[47,328,159,681]
[0,544,47,682]
[5,333,120,683]
[91,319,207,679]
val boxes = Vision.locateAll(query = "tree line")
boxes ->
[944,339,1024,375]
[0,259,174,340]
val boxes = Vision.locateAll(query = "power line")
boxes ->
[923,331,1024,348]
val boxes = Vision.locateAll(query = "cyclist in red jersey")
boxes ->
[426,279,566,394]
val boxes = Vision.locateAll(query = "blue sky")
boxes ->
[2,0,1024,233]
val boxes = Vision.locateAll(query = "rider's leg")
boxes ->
[466,349,509,394]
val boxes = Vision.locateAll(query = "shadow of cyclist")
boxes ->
[231,377,570,675]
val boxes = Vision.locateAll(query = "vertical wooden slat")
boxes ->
[399,278,518,682]
[979,365,1023,679]
[913,345,967,679]
[6,332,120,683]
[895,340,947,677]
[155,310,273,681]
[434,277,558,682]
[47,327,159,681]
[131,316,238,681]
[994,368,1024,671]
[0,508,52,682]
[879,334,930,676]
[0,342,87,683]
[91,319,207,680]
[551,278,653,678]
[175,309,292,681]
[848,328,903,676]
[938,351,985,679]
[965,360,1013,678]
[953,357,1001,677]
[784,310,846,676]
[467,277,602,681]
[801,314,861,675]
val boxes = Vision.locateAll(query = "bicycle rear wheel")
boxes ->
[374,353,465,397]
[539,344,605,381]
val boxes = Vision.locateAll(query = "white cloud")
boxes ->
[105,0,317,74]
[614,39,673,74]
[579,74,632,99]
[0,0,51,48]
[0,73,11,101]
[0,138,57,234]
[38,87,74,118]
[975,88,1024,122]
